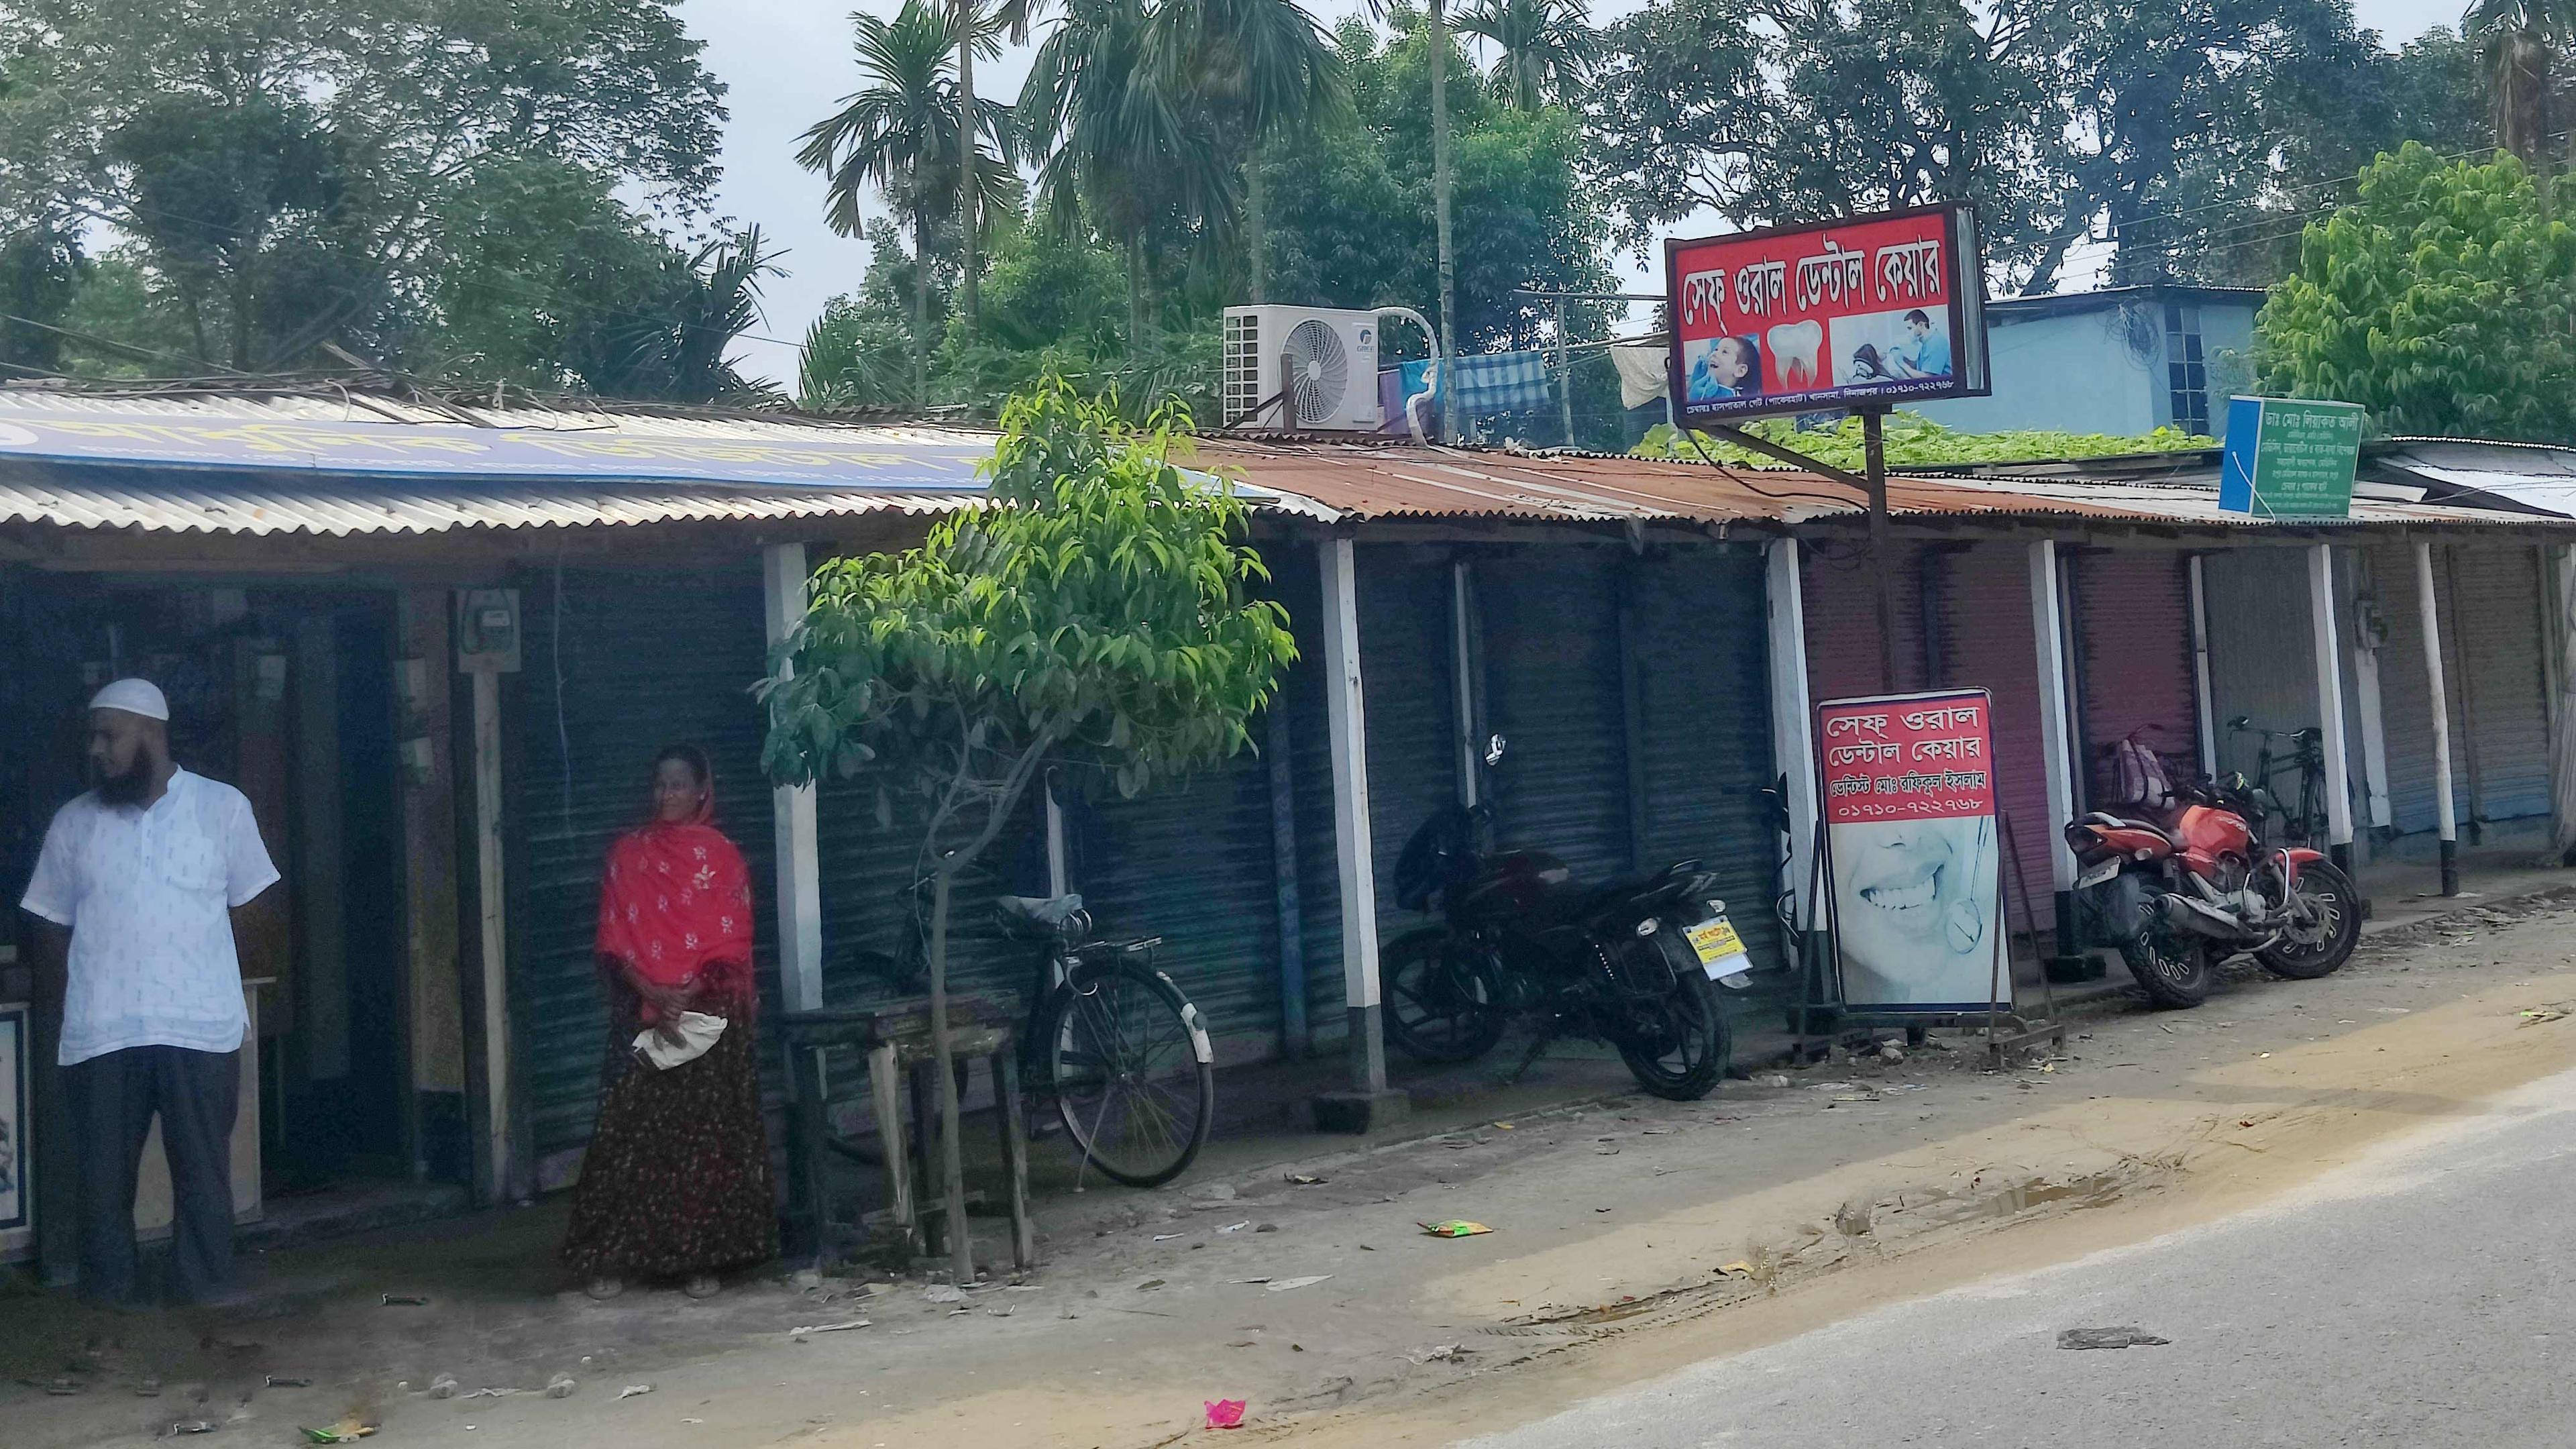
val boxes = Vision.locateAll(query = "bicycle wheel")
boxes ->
[1042,958,1216,1188]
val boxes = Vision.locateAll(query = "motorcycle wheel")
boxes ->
[1381,927,1511,1064]
[1614,973,1733,1102]
[2123,930,2212,1009]
[2256,861,2362,980]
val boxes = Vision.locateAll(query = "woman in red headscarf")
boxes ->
[561,745,775,1300]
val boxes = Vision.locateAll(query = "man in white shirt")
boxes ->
[18,679,280,1307]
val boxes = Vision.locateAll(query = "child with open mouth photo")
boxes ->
[1831,816,1997,1006]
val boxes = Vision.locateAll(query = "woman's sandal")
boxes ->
[585,1277,625,1301]
[682,1275,720,1300]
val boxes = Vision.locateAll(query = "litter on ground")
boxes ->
[1419,1220,1493,1238]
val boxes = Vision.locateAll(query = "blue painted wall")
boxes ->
[1909,294,2259,442]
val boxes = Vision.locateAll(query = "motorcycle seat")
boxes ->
[2077,811,2173,841]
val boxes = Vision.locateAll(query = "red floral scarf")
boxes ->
[595,804,756,1021]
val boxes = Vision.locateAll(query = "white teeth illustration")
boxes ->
[1768,321,1824,388]
[1861,875,1936,911]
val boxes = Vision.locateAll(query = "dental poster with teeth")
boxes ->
[1664,204,1988,425]
[1818,689,2007,1012]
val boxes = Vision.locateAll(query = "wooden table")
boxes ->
[778,998,1035,1273]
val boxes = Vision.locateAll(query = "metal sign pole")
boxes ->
[1862,406,1897,693]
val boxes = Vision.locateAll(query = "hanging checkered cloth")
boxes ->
[1447,350,1554,417]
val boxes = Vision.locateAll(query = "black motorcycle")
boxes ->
[1379,739,1751,1100]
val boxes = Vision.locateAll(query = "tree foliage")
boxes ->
[2257,143,2576,443]
[0,0,753,392]
[1633,411,2215,468]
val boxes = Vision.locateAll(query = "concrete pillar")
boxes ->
[2309,544,2356,871]
[2416,541,2459,894]
[1764,539,1818,930]
[1313,536,1403,1131]
[2188,553,2218,779]
[2030,540,2080,914]
[761,543,824,1014]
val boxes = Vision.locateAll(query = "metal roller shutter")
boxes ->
[1933,544,2056,930]
[2446,544,2553,823]
[2201,549,2320,784]
[1627,546,1788,1006]
[1267,541,1352,1046]
[1801,539,1932,702]
[1353,545,1466,950]
[1078,753,1285,1061]
[512,564,781,1169]
[1482,549,1629,883]
[2072,549,2198,800]
[2367,544,2443,836]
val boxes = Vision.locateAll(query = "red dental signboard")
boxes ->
[1663,204,1990,425]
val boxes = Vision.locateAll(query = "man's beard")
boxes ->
[94,753,152,806]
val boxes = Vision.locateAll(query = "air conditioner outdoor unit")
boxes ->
[1222,306,1381,431]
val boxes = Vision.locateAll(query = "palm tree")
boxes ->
[2466,0,2576,170]
[1150,0,1341,303]
[798,1,1016,405]
[1021,0,1235,344]
[1458,0,1597,111]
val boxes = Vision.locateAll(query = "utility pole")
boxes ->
[1429,0,1458,443]
[1552,296,1574,447]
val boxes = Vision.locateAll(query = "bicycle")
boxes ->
[991,892,1216,1188]
[2224,715,2327,847]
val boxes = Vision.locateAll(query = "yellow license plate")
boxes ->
[1685,916,1745,965]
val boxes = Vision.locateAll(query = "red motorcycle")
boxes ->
[2064,771,2362,1009]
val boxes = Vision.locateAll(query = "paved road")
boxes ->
[1466,1069,2576,1448]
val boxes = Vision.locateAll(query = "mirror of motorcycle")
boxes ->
[1485,733,1508,767]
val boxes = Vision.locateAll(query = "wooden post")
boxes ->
[2415,541,2459,895]
[470,666,513,1201]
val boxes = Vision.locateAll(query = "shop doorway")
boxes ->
[12,578,424,1222]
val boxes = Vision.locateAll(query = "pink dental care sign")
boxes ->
[1817,688,2008,1012]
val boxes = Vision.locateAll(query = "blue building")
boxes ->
[1908,284,2262,442]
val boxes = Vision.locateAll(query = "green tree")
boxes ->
[801,1,1019,406]
[1265,18,1613,351]
[1022,0,1236,341]
[1159,0,1344,303]
[1459,0,1599,110]
[2257,143,2576,442]
[0,0,723,374]
[758,378,1293,1281]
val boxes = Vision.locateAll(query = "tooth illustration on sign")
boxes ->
[1768,321,1824,392]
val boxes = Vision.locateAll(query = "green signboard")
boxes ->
[2218,396,2364,519]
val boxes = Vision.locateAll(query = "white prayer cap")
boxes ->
[88,678,170,722]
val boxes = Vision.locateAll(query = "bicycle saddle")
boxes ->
[997,894,1085,932]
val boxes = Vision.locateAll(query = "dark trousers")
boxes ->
[64,1044,240,1306]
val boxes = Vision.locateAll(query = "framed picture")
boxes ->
[0,1002,26,1234]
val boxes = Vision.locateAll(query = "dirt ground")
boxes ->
[15,888,2576,1449]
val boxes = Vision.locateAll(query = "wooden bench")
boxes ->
[778,998,1036,1273]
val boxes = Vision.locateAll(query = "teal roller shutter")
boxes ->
[511,564,780,1173]
[1481,549,1629,882]
[1625,545,1787,1007]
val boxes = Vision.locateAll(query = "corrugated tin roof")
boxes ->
[1199,437,2546,532]
[0,458,974,537]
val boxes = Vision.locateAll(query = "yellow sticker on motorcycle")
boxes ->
[1686,916,1746,967]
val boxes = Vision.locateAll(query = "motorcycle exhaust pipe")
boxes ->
[2160,893,2250,941]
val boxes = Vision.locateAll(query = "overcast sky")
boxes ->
[680,0,2474,387]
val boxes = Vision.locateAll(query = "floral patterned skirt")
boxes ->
[561,1008,777,1281]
